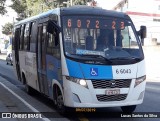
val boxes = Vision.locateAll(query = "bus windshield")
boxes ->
[62,16,143,63]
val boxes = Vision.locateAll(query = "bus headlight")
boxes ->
[79,79,87,86]
[134,75,146,87]
[65,76,88,88]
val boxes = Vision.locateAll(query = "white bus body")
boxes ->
[12,6,146,113]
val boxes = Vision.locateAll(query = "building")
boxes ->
[113,0,160,45]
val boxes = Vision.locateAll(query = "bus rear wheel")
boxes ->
[121,105,136,113]
[25,84,33,95]
[22,74,34,95]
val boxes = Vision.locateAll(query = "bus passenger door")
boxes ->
[37,24,49,95]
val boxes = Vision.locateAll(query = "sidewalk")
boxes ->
[0,74,68,121]
[0,76,22,121]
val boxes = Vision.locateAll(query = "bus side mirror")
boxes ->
[137,26,147,39]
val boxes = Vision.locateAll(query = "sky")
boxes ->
[96,0,121,9]
[0,0,17,39]
[0,0,17,24]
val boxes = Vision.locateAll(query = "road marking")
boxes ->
[0,82,51,121]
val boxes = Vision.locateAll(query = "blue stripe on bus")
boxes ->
[46,55,62,98]
[66,59,113,79]
[66,59,84,78]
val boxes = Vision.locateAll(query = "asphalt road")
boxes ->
[0,47,160,121]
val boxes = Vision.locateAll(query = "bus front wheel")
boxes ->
[121,105,137,113]
[55,86,65,113]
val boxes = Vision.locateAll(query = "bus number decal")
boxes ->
[68,19,72,28]
[77,19,81,28]
[95,20,99,28]
[116,69,131,74]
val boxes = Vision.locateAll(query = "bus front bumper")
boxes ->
[63,79,146,108]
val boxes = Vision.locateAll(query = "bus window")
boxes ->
[20,25,25,50]
[14,28,21,50]
[30,22,36,52]
[46,21,60,58]
[42,25,47,70]
[37,25,43,69]
[24,23,30,50]
[12,28,15,50]
[27,22,33,51]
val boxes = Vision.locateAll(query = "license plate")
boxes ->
[105,89,120,95]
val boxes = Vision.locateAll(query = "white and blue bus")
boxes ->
[12,6,146,113]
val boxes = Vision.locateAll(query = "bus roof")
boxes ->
[14,8,60,26]
[60,5,129,19]
[15,5,129,26]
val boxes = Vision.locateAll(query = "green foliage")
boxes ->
[44,0,67,8]
[74,0,93,5]
[10,0,27,20]
[10,0,27,14]
[74,0,86,5]
[2,22,13,35]
[26,0,52,16]
[0,0,7,15]
[10,0,94,19]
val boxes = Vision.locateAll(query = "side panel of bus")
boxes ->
[13,13,63,100]
[13,22,40,91]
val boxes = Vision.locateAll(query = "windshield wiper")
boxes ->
[69,54,112,63]
[109,57,142,61]
[80,54,113,63]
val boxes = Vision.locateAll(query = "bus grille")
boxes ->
[96,94,127,102]
[92,79,131,89]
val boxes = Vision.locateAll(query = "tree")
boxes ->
[10,0,27,14]
[74,0,86,5]
[44,0,67,7]
[0,0,7,15]
[10,0,27,20]
[10,0,95,20]
[2,22,13,35]
[10,0,53,17]
[73,0,94,5]
[26,0,52,16]
[44,0,93,7]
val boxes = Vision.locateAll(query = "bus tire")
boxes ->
[121,105,136,113]
[22,73,34,95]
[55,86,65,114]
